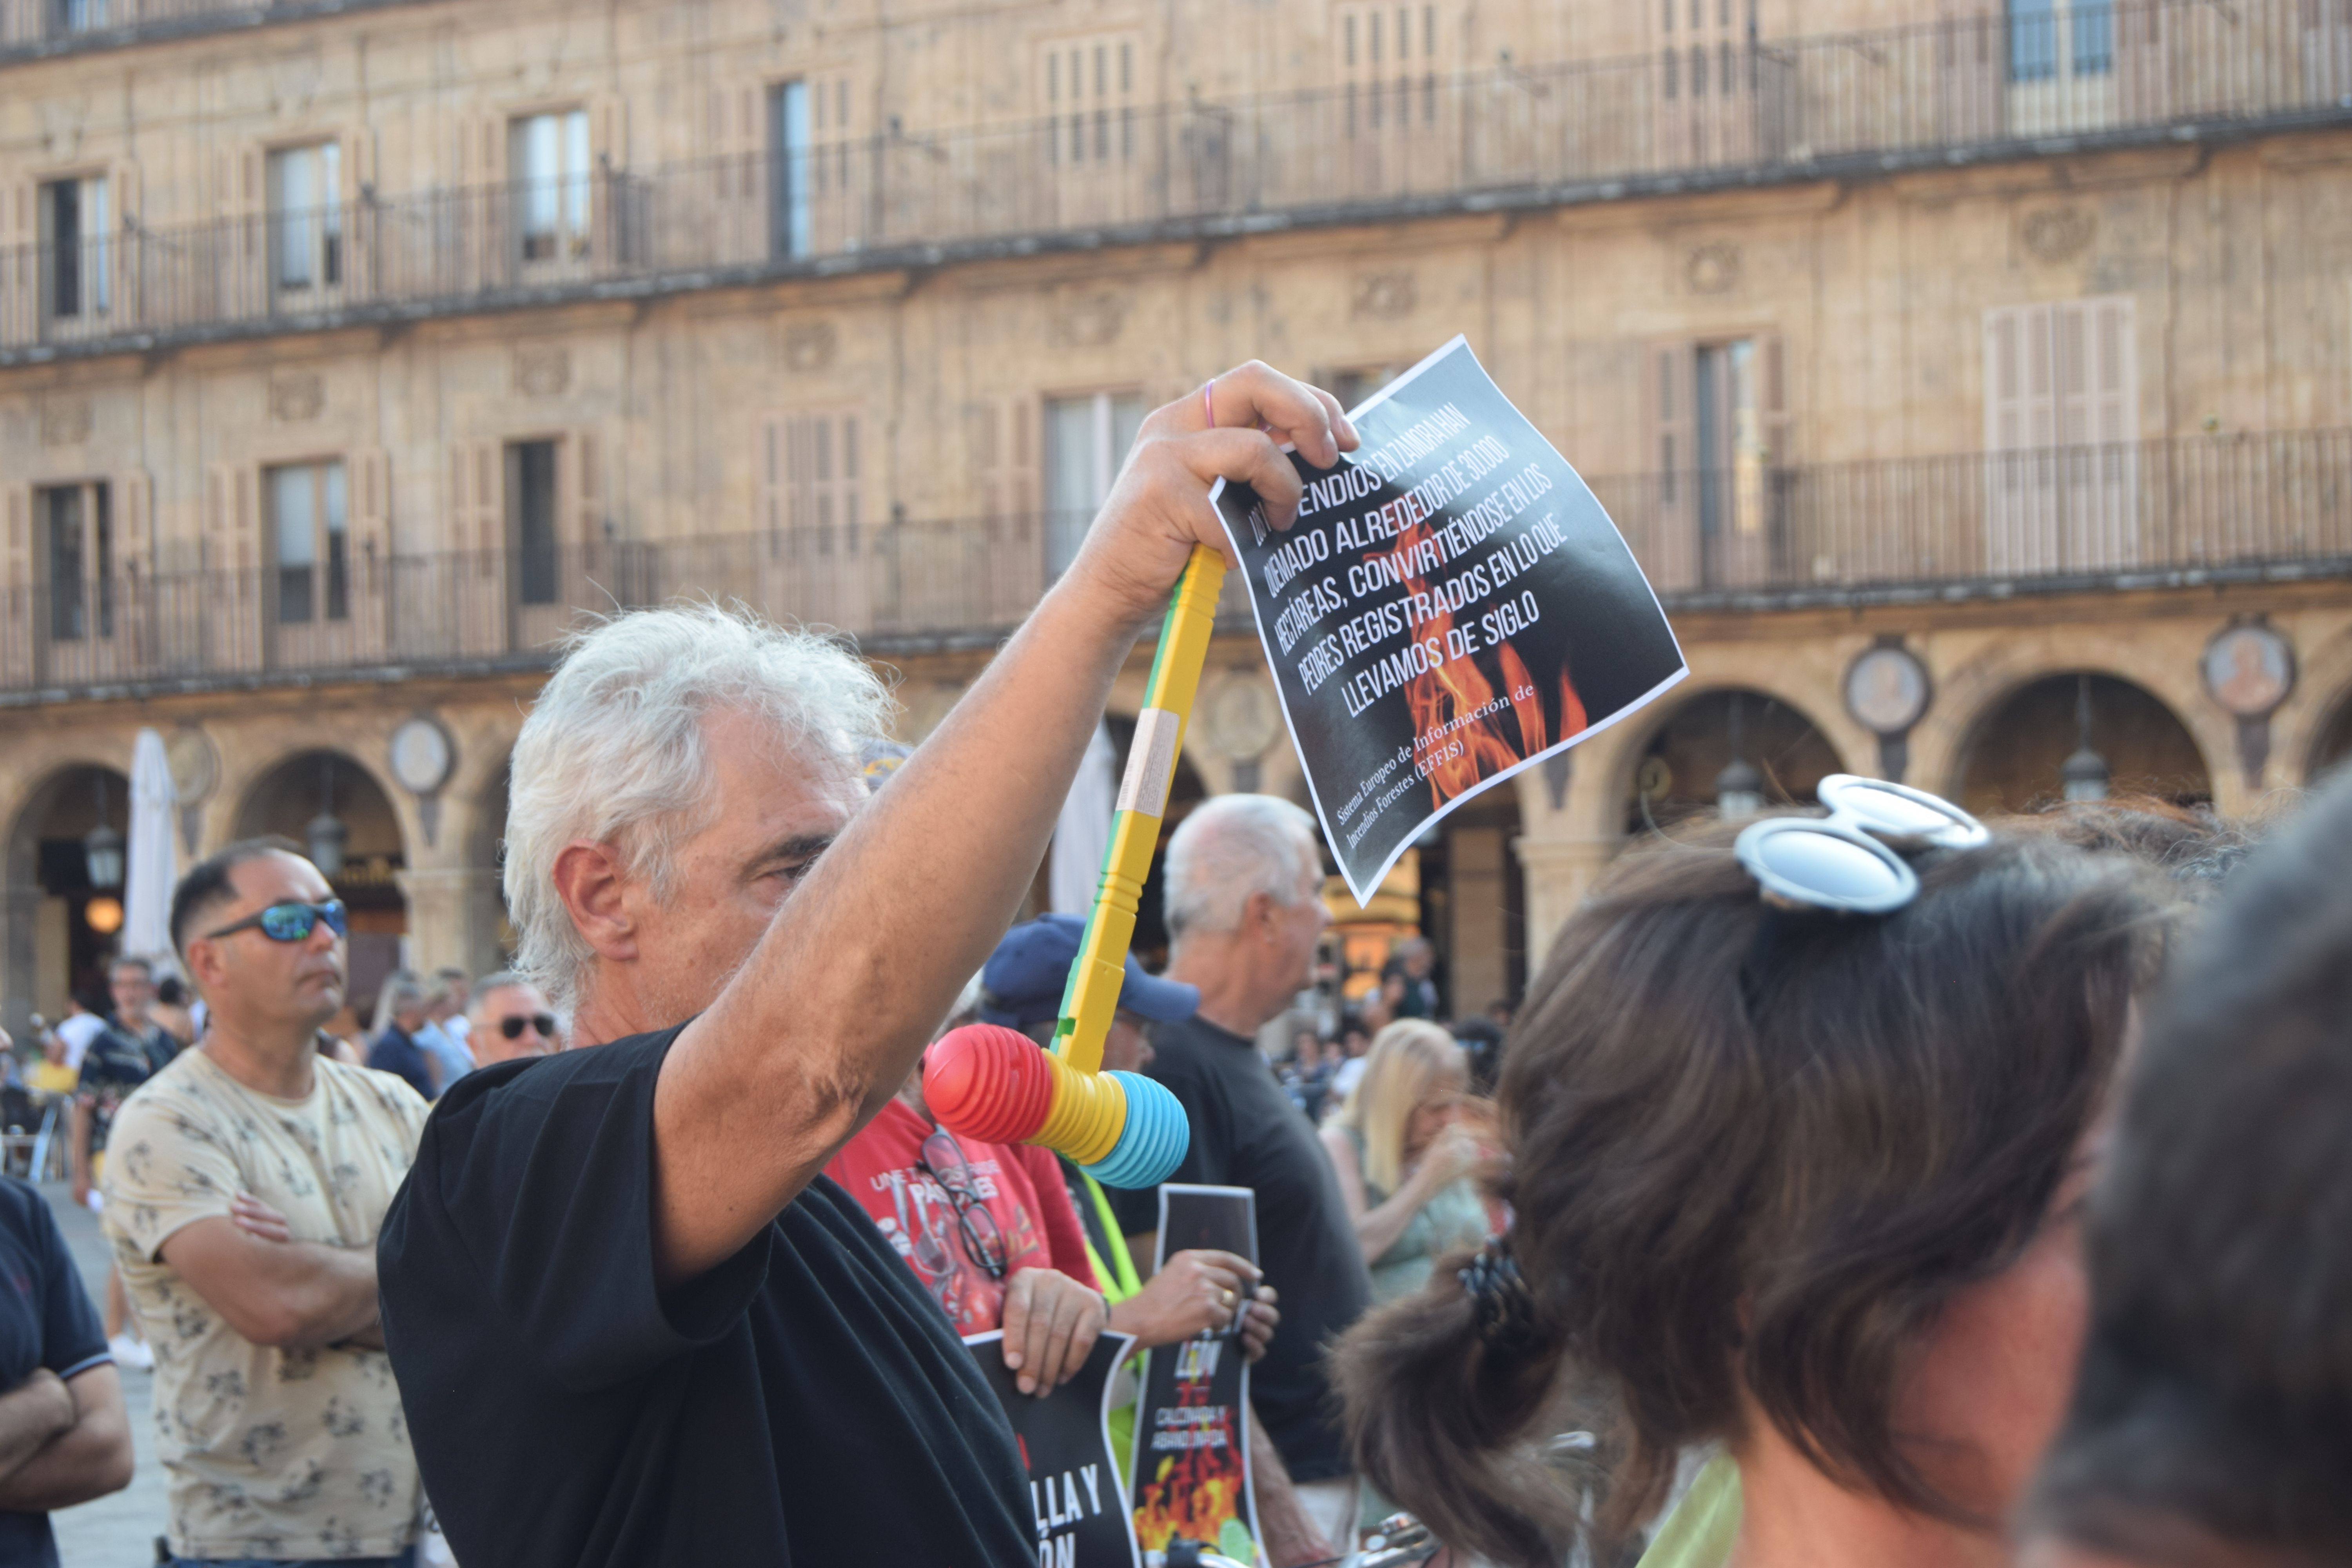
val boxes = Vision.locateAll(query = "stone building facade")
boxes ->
[4,0,2351,1029]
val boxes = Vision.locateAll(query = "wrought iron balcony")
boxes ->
[5,429,2348,699]
[0,0,422,60]
[5,0,2351,362]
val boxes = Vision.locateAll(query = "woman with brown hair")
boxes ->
[1335,778,2174,1568]
[1320,1019,1490,1305]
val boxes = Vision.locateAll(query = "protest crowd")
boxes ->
[0,361,2340,1568]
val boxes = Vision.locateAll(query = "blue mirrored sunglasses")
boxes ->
[204,898,348,944]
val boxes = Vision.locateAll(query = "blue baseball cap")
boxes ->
[978,913,1199,1029]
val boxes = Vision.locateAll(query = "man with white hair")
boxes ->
[1107,793,1374,1550]
[376,362,1356,1567]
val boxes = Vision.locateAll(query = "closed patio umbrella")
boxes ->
[1049,721,1115,916]
[123,727,180,967]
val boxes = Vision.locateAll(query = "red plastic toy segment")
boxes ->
[923,1023,1054,1144]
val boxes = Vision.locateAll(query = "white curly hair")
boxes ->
[503,603,896,1012]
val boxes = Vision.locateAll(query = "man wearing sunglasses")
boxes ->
[375,363,1357,1568]
[465,972,559,1065]
[100,838,430,1568]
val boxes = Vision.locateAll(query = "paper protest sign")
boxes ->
[1214,336,1687,902]
[963,1329,1143,1568]
[1130,1185,1261,1566]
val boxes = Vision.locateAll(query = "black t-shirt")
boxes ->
[0,1176,110,1568]
[74,1026,155,1157]
[1108,1014,1372,1482]
[377,1027,1034,1568]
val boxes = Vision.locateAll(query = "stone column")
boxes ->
[1446,826,1508,1018]
[394,868,509,982]
[1514,836,1620,978]
[0,881,41,1041]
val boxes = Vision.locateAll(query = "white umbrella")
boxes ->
[1049,721,1116,915]
[123,727,180,966]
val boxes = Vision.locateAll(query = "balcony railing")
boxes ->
[5,429,2348,696]
[0,0,423,60]
[5,0,2352,359]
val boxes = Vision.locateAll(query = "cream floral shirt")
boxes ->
[101,1048,428,1560]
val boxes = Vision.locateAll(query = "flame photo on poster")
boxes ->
[1131,1186,1261,1564]
[1213,336,1688,902]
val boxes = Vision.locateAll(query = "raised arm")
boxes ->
[0,1365,132,1511]
[648,365,1354,1286]
[159,1217,381,1349]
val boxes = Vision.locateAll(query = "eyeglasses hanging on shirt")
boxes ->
[918,1129,1010,1283]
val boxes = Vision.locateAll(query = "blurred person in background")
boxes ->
[1111,793,1372,1558]
[367,970,439,1100]
[435,967,474,1054]
[1448,1015,1505,1097]
[466,972,560,1065]
[1320,1020,1488,1306]
[45,999,104,1078]
[1337,822,2174,1568]
[1382,937,1440,1020]
[69,962,168,1371]
[106,838,428,1566]
[103,958,178,1073]
[2023,775,2352,1568]
[413,973,476,1094]
[24,1024,75,1098]
[1328,1008,1374,1104]
[1281,1028,1335,1123]
[149,976,198,1049]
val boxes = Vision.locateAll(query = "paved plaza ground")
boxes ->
[45,1181,171,1566]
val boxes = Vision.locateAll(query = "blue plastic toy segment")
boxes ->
[1078,1072,1189,1189]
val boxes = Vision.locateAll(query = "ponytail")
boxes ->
[1332,1234,1580,1568]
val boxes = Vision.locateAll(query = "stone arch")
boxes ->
[2306,684,2352,782]
[1916,634,2229,813]
[1949,672,2213,815]
[2,759,134,1030]
[232,748,410,1029]
[1617,684,1849,834]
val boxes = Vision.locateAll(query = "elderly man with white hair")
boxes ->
[1106,793,1374,1550]
[376,363,1356,1568]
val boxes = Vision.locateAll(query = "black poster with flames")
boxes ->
[1131,1186,1261,1565]
[964,1328,1143,1568]
[1214,336,1687,902]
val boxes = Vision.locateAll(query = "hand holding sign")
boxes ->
[1212,337,1688,902]
[1067,363,1358,633]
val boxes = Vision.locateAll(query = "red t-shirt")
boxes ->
[825,1098,1099,1336]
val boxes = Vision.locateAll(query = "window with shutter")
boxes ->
[1037,35,1143,223]
[2005,0,2121,132]
[770,74,858,259]
[1983,295,2138,574]
[1651,0,1765,169]
[267,142,345,297]
[1043,391,1144,579]
[1640,342,1697,592]
[758,410,869,627]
